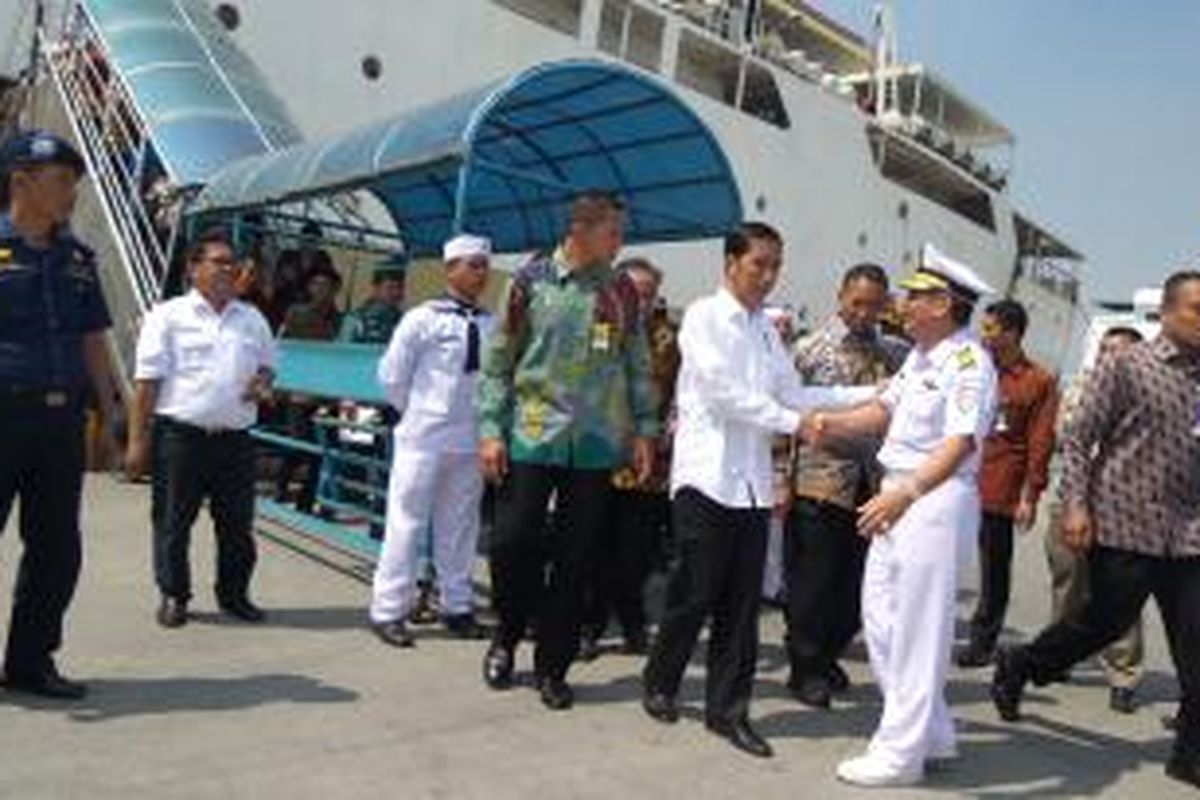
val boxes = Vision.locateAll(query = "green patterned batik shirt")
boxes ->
[479,250,659,469]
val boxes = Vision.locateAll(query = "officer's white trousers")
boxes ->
[862,475,979,772]
[369,447,482,623]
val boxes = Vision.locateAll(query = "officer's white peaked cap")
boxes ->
[898,243,995,302]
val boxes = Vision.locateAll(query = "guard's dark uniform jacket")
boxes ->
[0,212,111,681]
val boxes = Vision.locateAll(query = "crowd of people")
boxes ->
[2,129,1200,791]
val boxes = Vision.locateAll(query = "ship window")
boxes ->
[598,0,665,72]
[214,3,240,32]
[675,31,789,129]
[868,128,996,231]
[491,0,583,37]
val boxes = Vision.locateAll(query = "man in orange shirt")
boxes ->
[958,300,1058,667]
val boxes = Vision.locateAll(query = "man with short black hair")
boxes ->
[957,299,1057,667]
[127,229,276,629]
[992,270,1200,790]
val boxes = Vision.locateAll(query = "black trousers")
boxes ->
[488,463,611,681]
[0,394,85,678]
[1020,546,1200,760]
[582,489,670,639]
[152,417,257,603]
[784,498,867,681]
[644,488,769,725]
[968,511,1015,651]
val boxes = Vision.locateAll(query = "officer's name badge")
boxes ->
[954,347,977,370]
[591,322,612,353]
[0,248,12,267]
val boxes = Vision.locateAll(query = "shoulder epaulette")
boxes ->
[955,346,978,371]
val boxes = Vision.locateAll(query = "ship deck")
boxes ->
[0,475,1190,798]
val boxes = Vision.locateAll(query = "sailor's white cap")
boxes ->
[443,233,492,263]
[898,243,995,301]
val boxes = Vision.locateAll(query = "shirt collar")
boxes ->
[188,288,239,320]
[919,326,971,369]
[552,246,610,283]
[714,286,757,323]
[826,313,881,345]
[1151,334,1200,366]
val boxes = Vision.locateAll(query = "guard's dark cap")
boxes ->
[0,130,86,177]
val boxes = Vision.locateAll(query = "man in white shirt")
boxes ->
[805,244,998,786]
[641,222,872,758]
[369,234,494,647]
[126,229,277,629]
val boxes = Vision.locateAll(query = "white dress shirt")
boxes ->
[134,290,276,431]
[377,297,495,454]
[671,288,874,509]
[877,327,997,477]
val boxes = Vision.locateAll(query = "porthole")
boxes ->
[362,55,383,81]
[215,3,240,31]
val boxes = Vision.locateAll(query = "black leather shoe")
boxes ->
[956,642,995,668]
[442,614,487,640]
[537,676,574,711]
[1166,756,1200,789]
[482,644,514,690]
[372,620,415,648]
[156,596,188,628]
[2,668,87,700]
[642,690,679,724]
[1109,687,1137,715]
[991,647,1028,722]
[789,674,832,709]
[827,662,851,694]
[706,718,773,758]
[219,597,266,623]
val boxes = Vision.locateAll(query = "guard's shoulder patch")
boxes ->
[954,345,978,371]
[0,247,11,264]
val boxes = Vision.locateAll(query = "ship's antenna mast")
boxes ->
[872,1,899,120]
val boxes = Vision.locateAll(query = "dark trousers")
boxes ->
[1020,546,1200,760]
[644,488,769,725]
[152,417,257,603]
[784,498,867,681]
[0,395,84,678]
[968,511,1015,651]
[582,489,670,639]
[488,463,611,681]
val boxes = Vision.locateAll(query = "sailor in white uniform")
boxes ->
[803,244,998,786]
[369,234,495,647]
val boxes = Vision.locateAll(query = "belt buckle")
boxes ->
[45,391,67,408]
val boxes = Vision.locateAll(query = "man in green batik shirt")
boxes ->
[478,191,658,711]
[339,258,406,345]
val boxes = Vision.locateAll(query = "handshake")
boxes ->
[794,411,830,447]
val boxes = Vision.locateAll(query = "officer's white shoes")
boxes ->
[835,754,923,787]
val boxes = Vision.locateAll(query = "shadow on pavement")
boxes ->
[1,674,358,722]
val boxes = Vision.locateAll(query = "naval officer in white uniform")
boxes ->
[804,244,997,786]
[369,234,494,647]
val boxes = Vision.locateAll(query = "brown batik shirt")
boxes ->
[1059,335,1200,557]
[788,315,909,510]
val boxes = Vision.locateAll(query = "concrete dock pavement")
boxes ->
[0,475,1192,798]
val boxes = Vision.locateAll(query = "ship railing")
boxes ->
[40,4,172,315]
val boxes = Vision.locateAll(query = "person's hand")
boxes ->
[1014,496,1039,532]
[857,486,914,538]
[479,437,509,485]
[797,412,825,446]
[124,433,151,481]
[632,437,655,486]
[242,370,274,403]
[1060,502,1094,553]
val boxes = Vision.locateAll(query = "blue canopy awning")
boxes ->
[189,60,742,255]
[80,0,302,185]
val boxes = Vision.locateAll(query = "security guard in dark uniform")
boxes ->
[0,130,114,700]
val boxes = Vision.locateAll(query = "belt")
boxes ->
[157,416,246,438]
[0,387,76,408]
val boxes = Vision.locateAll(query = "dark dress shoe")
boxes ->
[956,643,995,668]
[156,596,188,628]
[1167,756,1200,789]
[482,644,514,690]
[789,674,832,709]
[2,668,87,700]
[621,629,649,656]
[537,677,574,711]
[991,647,1029,722]
[642,690,679,724]
[372,620,415,648]
[706,718,773,758]
[442,614,487,640]
[1109,687,1137,714]
[219,597,266,623]
[827,662,851,694]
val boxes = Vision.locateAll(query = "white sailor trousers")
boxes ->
[369,444,483,623]
[862,474,979,772]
